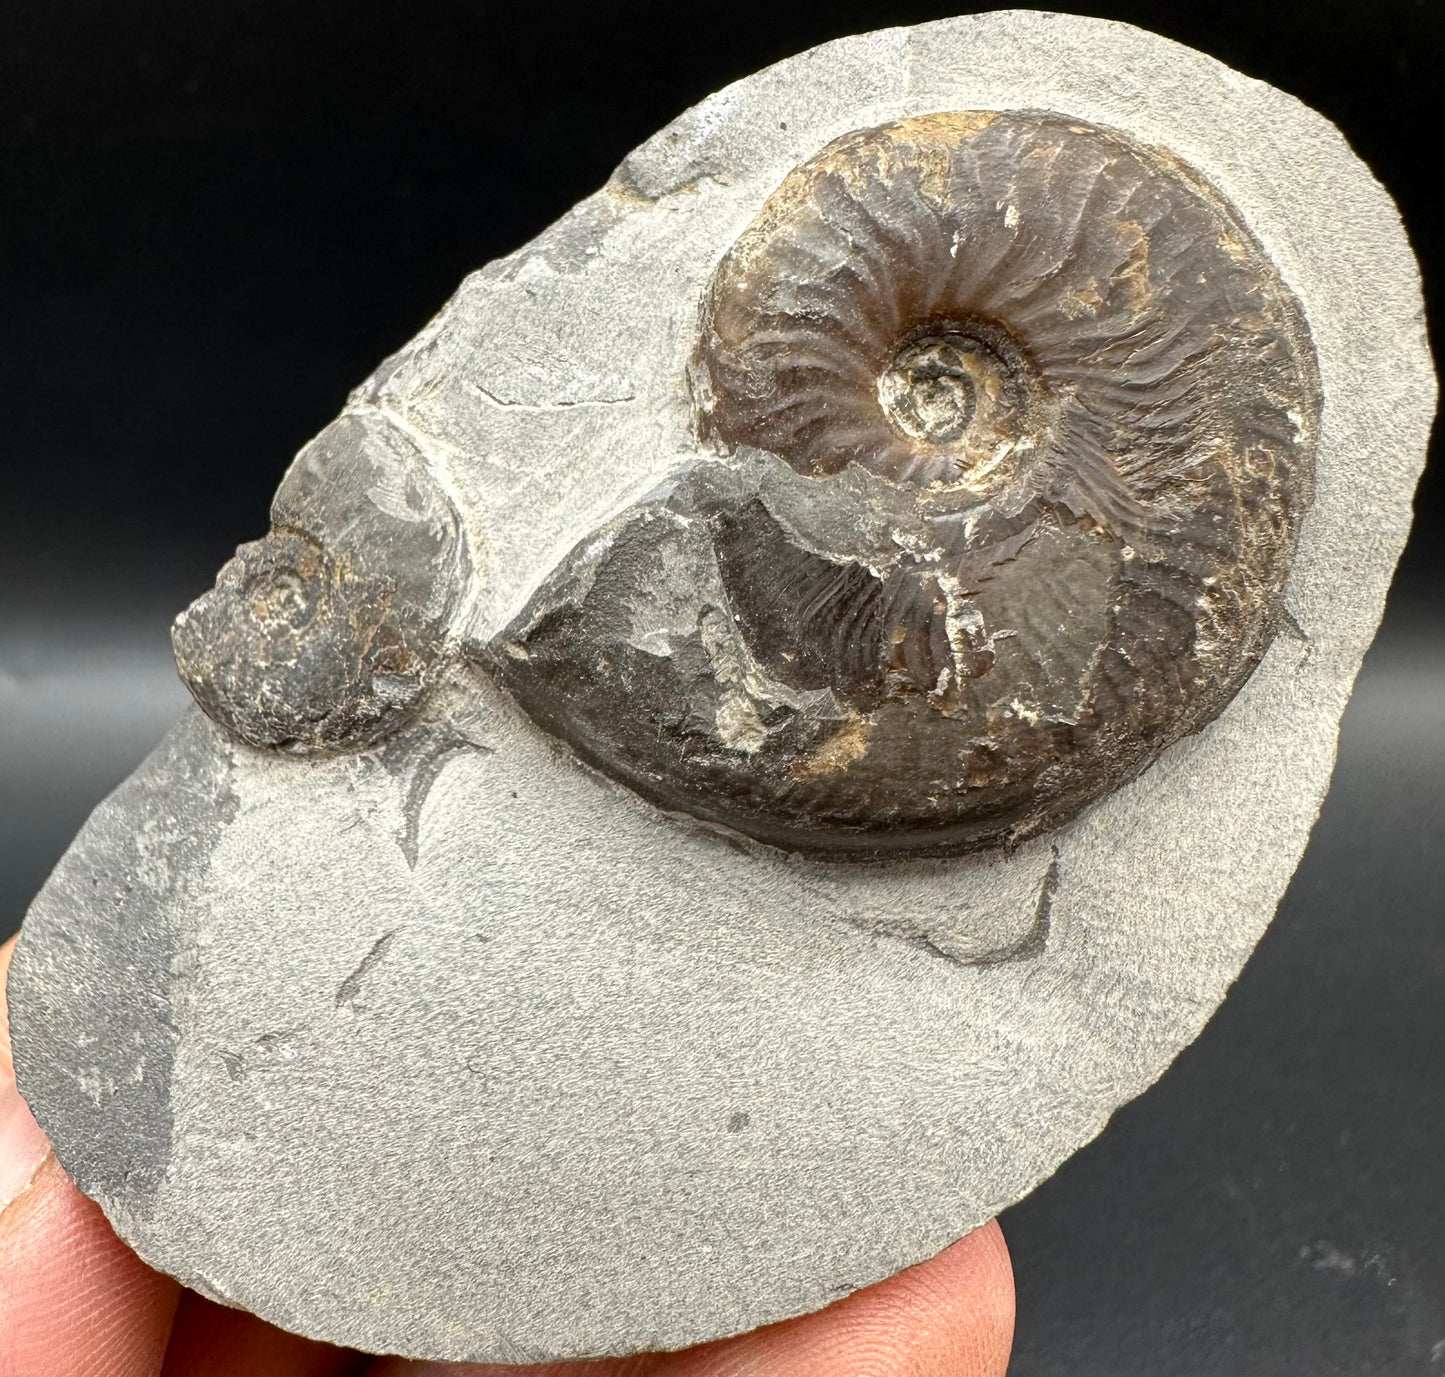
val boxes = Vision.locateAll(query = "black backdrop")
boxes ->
[1,3,1440,1373]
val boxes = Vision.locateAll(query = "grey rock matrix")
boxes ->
[8,10,1434,1363]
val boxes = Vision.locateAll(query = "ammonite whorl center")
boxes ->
[877,322,1028,477]
[880,336,981,443]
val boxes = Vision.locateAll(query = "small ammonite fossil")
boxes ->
[495,110,1321,855]
[173,412,470,753]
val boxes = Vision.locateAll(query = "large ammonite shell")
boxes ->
[498,110,1320,856]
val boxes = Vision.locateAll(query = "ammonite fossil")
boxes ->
[494,111,1320,855]
[172,412,469,753]
[168,113,1321,857]
[10,12,1431,1368]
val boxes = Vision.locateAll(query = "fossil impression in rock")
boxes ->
[7,12,1433,1366]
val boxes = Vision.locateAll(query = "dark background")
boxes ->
[1,2,1439,1372]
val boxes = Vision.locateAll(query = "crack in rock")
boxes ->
[336,932,397,1008]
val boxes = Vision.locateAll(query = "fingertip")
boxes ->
[874,1219,1016,1376]
[0,1140,181,1375]
[649,1220,1015,1377]
[162,1290,363,1376]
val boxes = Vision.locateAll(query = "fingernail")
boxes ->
[0,1075,51,1212]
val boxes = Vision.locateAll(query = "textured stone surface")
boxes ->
[7,10,1434,1364]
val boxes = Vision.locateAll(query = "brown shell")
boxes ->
[495,110,1320,856]
[173,413,469,754]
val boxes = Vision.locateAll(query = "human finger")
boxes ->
[161,1289,364,1376]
